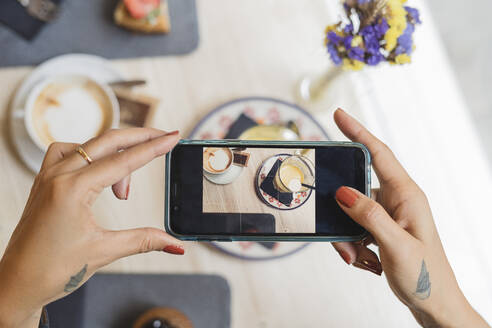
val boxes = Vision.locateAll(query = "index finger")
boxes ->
[334,108,410,186]
[60,127,170,172]
[41,142,79,171]
[76,133,180,191]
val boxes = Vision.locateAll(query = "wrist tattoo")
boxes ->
[414,260,431,300]
[64,264,88,293]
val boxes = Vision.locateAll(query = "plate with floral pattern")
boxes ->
[255,154,313,210]
[189,97,329,260]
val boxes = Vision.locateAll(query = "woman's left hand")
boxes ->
[0,128,184,328]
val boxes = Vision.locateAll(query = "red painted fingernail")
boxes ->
[353,259,382,276]
[335,187,359,208]
[125,184,130,200]
[338,249,352,265]
[163,245,185,255]
[165,130,179,136]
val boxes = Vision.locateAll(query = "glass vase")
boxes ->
[297,66,344,104]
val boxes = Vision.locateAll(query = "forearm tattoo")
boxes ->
[414,260,431,300]
[64,264,87,293]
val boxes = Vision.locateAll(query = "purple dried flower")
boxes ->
[348,47,365,61]
[344,23,354,34]
[327,31,343,45]
[374,18,388,39]
[361,25,380,55]
[343,3,351,16]
[405,6,421,24]
[394,23,415,55]
[360,25,375,39]
[327,43,342,65]
[366,53,384,65]
[324,0,421,68]
[343,35,353,49]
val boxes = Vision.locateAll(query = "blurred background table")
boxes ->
[1,0,491,327]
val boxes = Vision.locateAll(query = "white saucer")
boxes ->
[9,54,124,173]
[203,165,244,185]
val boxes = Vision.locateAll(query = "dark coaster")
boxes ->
[0,0,199,67]
[223,113,257,139]
[46,274,230,328]
[0,0,63,40]
[259,159,293,206]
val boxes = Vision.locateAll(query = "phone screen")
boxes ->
[168,142,369,238]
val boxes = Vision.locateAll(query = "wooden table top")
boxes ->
[1,1,491,326]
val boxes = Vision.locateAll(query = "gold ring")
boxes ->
[76,146,93,164]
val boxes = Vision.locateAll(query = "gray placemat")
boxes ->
[46,273,230,328]
[0,0,199,67]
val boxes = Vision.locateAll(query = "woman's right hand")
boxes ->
[331,109,489,327]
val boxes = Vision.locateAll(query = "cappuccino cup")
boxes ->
[24,74,119,152]
[203,147,233,175]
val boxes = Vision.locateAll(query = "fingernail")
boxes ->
[338,249,352,265]
[125,184,130,200]
[353,259,382,276]
[335,186,359,208]
[336,107,345,113]
[163,245,185,255]
[165,130,179,136]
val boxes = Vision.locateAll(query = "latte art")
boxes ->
[203,147,233,174]
[31,78,114,147]
[209,149,230,171]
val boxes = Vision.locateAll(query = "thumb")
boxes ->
[102,227,185,263]
[335,186,411,248]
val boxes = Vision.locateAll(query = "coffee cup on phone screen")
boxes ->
[203,147,233,175]
[23,74,119,152]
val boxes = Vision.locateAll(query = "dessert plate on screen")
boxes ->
[255,154,313,210]
[189,97,329,260]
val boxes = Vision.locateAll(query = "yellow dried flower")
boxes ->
[394,54,411,64]
[325,24,337,34]
[351,35,363,47]
[384,0,407,52]
[342,58,365,71]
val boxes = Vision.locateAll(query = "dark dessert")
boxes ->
[114,88,158,127]
[133,307,193,328]
[233,151,250,167]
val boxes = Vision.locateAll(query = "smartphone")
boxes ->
[165,140,371,242]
